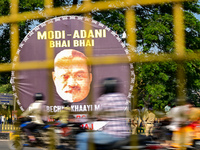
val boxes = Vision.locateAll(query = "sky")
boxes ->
[195,1,200,20]
[18,1,200,33]
[195,14,200,20]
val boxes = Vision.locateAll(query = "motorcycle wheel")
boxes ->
[42,128,60,148]
[8,136,24,150]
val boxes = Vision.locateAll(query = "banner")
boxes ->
[11,16,134,120]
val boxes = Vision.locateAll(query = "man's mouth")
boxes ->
[65,90,73,93]
[64,86,81,93]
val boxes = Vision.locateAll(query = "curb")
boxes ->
[0,131,12,140]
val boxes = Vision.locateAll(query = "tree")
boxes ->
[134,2,200,110]
[91,2,200,110]
[93,2,199,110]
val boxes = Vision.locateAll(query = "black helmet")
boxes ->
[63,100,71,107]
[34,93,44,101]
[102,77,119,94]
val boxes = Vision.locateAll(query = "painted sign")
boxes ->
[11,16,134,119]
[0,93,13,105]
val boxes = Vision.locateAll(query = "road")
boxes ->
[0,140,46,150]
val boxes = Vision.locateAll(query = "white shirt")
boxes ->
[166,105,190,131]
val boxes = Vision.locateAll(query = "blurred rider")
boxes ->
[76,77,130,150]
[166,100,192,147]
[53,100,71,127]
[19,93,48,142]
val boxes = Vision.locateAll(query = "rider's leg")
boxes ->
[22,122,38,141]
[76,131,124,150]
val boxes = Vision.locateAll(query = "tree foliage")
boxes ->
[135,2,200,110]
[91,2,200,110]
[135,61,177,110]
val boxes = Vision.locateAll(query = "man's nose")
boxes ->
[67,76,76,86]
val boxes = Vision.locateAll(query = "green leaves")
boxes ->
[132,2,200,109]
[136,62,177,110]
[19,0,44,12]
[0,0,9,16]
[92,9,125,35]
[0,84,13,93]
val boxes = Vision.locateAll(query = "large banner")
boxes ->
[11,16,134,122]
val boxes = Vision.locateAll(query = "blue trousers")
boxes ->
[76,131,124,150]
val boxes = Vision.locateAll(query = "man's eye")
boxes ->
[77,74,83,78]
[62,75,69,79]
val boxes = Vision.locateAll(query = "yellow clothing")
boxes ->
[144,111,155,136]
[189,107,200,121]
[131,109,139,123]
[142,108,149,124]
[131,109,140,135]
[145,111,155,124]
[131,124,138,135]
[171,126,194,148]
[54,107,71,124]
[145,124,154,136]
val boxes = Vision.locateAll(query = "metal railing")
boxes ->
[1,0,198,71]
[1,123,19,131]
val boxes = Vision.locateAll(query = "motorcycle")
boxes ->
[55,120,168,150]
[152,120,200,150]
[8,117,59,150]
[95,135,169,150]
[54,121,86,149]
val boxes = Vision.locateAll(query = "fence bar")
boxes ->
[0,0,193,25]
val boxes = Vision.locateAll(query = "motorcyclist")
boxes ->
[76,77,130,150]
[19,93,48,142]
[53,100,71,127]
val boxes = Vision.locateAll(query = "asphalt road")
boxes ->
[0,140,46,150]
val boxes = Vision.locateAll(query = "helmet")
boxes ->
[62,100,71,107]
[34,93,44,101]
[102,77,119,94]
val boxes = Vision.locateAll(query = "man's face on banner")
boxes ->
[52,49,92,102]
